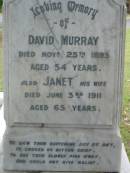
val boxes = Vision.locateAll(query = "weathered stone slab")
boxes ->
[0,92,3,108]
[1,144,130,173]
[3,128,121,172]
[4,0,125,127]
[3,0,126,172]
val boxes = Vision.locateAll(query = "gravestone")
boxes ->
[3,0,126,172]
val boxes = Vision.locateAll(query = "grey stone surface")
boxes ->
[0,143,129,173]
[0,102,129,172]
[0,105,5,149]
[121,144,130,173]
[127,19,130,28]
[3,0,126,172]
[0,92,3,108]
[4,0,125,128]
[3,128,121,172]
[0,15,2,28]
[0,16,2,24]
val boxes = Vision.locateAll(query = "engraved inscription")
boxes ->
[7,0,123,126]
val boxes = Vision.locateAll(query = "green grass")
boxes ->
[123,29,130,112]
[120,123,130,159]
[121,29,130,160]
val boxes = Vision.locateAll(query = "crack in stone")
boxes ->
[36,0,64,58]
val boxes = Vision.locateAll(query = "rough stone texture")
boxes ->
[0,93,3,108]
[3,128,121,172]
[3,0,126,172]
[0,103,129,172]
[3,0,125,127]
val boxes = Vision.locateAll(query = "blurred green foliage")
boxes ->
[0,0,3,12]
